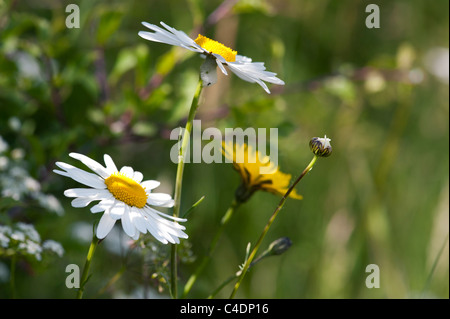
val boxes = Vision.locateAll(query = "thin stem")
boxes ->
[229,155,318,298]
[422,233,449,297]
[208,240,275,299]
[95,265,126,298]
[182,199,240,298]
[76,235,100,299]
[171,78,203,299]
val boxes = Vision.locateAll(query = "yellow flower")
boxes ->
[222,141,303,203]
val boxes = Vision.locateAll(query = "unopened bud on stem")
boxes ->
[309,135,332,157]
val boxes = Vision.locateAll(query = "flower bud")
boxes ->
[268,237,292,256]
[309,135,332,157]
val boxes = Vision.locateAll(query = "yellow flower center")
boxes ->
[194,34,237,62]
[104,173,147,208]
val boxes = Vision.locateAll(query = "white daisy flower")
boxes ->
[138,21,285,94]
[53,153,188,244]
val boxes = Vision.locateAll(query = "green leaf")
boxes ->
[181,196,205,219]
[96,10,123,45]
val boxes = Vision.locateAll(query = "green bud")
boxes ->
[309,135,332,157]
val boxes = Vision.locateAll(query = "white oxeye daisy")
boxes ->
[53,153,188,244]
[138,21,285,94]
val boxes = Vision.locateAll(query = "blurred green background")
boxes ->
[0,0,448,298]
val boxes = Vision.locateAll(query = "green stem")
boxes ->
[182,199,240,298]
[171,78,203,299]
[76,235,100,299]
[229,155,318,298]
[208,241,275,299]
[422,233,449,297]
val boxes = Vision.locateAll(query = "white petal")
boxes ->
[214,56,228,75]
[146,213,188,244]
[139,21,203,54]
[147,210,187,231]
[103,154,118,174]
[145,206,187,222]
[69,153,110,179]
[121,207,136,238]
[146,193,174,207]
[96,210,116,239]
[227,61,285,94]
[119,166,134,178]
[53,169,70,177]
[144,219,169,244]
[131,232,140,240]
[130,207,147,234]
[110,201,126,220]
[71,197,97,208]
[141,180,161,191]
[132,171,144,183]
[64,188,108,198]
[90,197,115,213]
[160,21,197,47]
[235,55,252,63]
[55,162,106,189]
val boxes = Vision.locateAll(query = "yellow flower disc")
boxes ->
[194,34,237,62]
[105,173,148,208]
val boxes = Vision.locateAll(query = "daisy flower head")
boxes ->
[138,21,285,94]
[222,141,302,203]
[53,153,188,244]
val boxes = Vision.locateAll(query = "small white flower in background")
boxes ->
[53,153,188,244]
[0,223,63,261]
[42,240,65,257]
[0,135,64,214]
[16,222,41,242]
[0,136,8,154]
[138,21,285,94]
[0,225,11,248]
[19,240,43,261]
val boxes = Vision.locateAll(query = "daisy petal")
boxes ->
[64,188,108,198]
[69,153,110,179]
[148,213,188,243]
[90,198,115,213]
[145,206,187,222]
[121,207,136,238]
[130,207,147,234]
[55,162,106,189]
[96,210,116,239]
[103,154,118,174]
[132,171,144,183]
[71,197,98,208]
[144,219,169,244]
[141,180,161,191]
[120,166,134,178]
[53,169,70,177]
[110,201,126,220]
[147,193,174,207]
